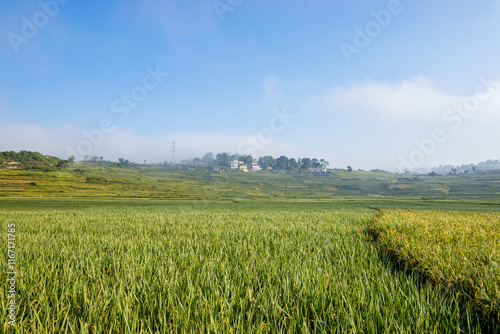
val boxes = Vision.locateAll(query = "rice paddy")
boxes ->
[369,209,500,331]
[1,201,498,333]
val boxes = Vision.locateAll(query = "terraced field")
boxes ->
[1,164,500,201]
[0,178,37,192]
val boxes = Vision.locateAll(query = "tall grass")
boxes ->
[1,203,480,333]
[369,209,500,331]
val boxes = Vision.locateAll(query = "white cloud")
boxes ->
[2,75,499,171]
[0,121,75,157]
[302,75,500,170]
[0,119,296,163]
[313,76,460,121]
[85,128,301,163]
[479,87,500,120]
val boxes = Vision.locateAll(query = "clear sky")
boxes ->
[1,0,499,171]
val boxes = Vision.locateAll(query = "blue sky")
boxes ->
[1,0,499,171]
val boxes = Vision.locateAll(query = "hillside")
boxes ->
[0,150,68,170]
[0,161,499,202]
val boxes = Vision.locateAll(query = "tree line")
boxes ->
[184,153,329,171]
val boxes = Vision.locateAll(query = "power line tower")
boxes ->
[171,140,176,164]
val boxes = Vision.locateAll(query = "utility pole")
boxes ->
[171,140,176,164]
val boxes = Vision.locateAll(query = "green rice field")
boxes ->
[1,200,498,333]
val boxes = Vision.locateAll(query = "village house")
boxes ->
[308,167,327,173]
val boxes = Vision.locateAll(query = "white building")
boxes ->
[308,167,327,173]
[230,160,239,170]
[250,165,262,172]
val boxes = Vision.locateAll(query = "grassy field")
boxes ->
[1,164,499,332]
[1,200,499,333]
[1,164,500,201]
[368,209,500,330]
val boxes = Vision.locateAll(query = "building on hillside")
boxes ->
[239,165,248,172]
[230,160,239,170]
[308,167,327,173]
[250,159,261,172]
[250,164,262,172]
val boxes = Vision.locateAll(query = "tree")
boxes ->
[56,160,68,168]
[428,171,437,177]
[347,166,353,172]
[243,155,253,165]
[289,158,298,170]
[311,158,321,168]
[83,155,89,162]
[193,157,202,164]
[202,152,214,165]
[68,155,75,163]
[300,158,312,169]
[276,156,289,170]
[118,158,129,167]
[320,159,329,168]
[215,153,230,166]
[258,156,274,170]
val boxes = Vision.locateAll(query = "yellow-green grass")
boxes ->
[0,202,482,333]
[1,164,500,201]
[370,209,500,327]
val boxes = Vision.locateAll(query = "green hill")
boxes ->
[0,150,67,170]
[0,157,499,202]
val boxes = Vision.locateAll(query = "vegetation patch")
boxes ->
[388,184,413,190]
[85,176,109,184]
[368,209,500,330]
[0,151,69,170]
[0,178,38,192]
[0,201,487,332]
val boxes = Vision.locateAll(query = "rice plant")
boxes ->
[370,209,500,331]
[0,202,483,333]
